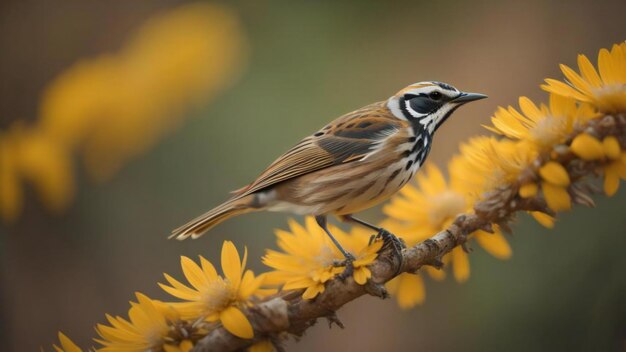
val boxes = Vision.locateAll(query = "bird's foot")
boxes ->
[372,228,405,253]
[371,228,405,275]
[333,254,355,281]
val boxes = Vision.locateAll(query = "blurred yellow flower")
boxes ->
[384,271,426,309]
[383,163,511,308]
[96,292,181,351]
[543,42,626,113]
[0,132,22,222]
[263,217,382,299]
[52,332,82,352]
[160,241,270,339]
[40,3,247,181]
[0,125,74,222]
[487,94,595,153]
[570,134,626,196]
[1,3,247,222]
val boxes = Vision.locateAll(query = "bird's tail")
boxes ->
[170,194,259,240]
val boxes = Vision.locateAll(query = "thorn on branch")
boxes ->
[364,281,389,299]
[325,312,345,329]
[424,257,444,269]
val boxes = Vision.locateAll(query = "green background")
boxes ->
[1,0,625,350]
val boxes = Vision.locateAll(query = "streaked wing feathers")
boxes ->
[232,103,404,197]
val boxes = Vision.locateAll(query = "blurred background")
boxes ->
[1,0,625,351]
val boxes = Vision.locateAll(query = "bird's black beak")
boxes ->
[454,92,488,103]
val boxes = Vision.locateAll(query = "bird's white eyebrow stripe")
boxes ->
[433,81,457,91]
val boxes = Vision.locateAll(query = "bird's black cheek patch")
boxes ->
[409,97,441,114]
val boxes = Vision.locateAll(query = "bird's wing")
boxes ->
[232,104,405,197]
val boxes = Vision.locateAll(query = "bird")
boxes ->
[171,81,486,272]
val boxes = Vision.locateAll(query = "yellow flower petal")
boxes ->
[386,273,425,309]
[603,164,621,196]
[221,241,243,289]
[530,211,555,229]
[560,64,592,95]
[570,133,604,161]
[353,267,371,285]
[181,256,209,291]
[518,96,543,122]
[542,182,571,211]
[451,247,470,283]
[424,265,446,281]
[302,284,324,299]
[220,306,253,339]
[179,339,194,352]
[577,54,602,87]
[249,340,275,352]
[519,183,538,198]
[474,230,512,260]
[57,332,82,352]
[160,273,198,301]
[541,79,591,102]
[539,162,570,186]
[164,344,181,352]
[602,136,621,160]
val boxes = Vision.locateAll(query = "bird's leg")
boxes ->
[315,215,354,280]
[340,214,406,254]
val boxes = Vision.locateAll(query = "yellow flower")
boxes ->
[542,42,626,113]
[39,3,247,181]
[263,217,382,299]
[96,292,179,351]
[487,94,595,152]
[160,241,269,339]
[452,137,536,196]
[52,332,82,352]
[570,134,626,196]
[383,163,512,308]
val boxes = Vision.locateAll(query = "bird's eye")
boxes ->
[429,91,443,100]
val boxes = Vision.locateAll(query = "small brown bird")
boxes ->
[172,81,486,269]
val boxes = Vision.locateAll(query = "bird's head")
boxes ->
[387,81,487,133]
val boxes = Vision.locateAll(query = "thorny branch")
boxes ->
[192,114,625,352]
